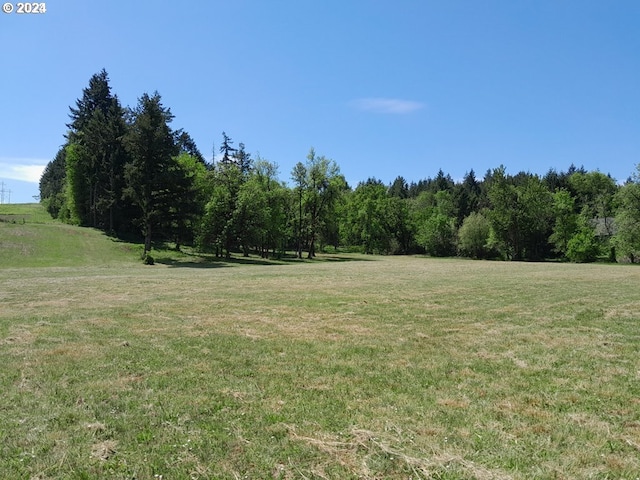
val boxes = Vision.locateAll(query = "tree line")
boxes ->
[39,70,640,263]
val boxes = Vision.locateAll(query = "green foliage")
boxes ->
[549,189,579,257]
[123,91,180,254]
[64,69,129,231]
[566,220,601,263]
[388,175,409,199]
[161,152,207,249]
[43,71,636,264]
[198,161,243,257]
[569,171,617,227]
[197,133,274,258]
[235,172,269,256]
[416,212,456,256]
[411,190,457,257]
[252,159,289,257]
[453,169,481,225]
[290,149,344,258]
[487,167,553,260]
[63,142,88,225]
[174,129,206,165]
[198,176,233,255]
[457,211,491,258]
[290,161,307,258]
[341,180,392,254]
[612,172,640,262]
[367,178,415,254]
[39,147,67,218]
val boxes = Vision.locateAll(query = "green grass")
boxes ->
[0,203,55,224]
[0,204,137,268]
[1,205,640,478]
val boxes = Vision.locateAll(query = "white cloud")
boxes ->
[0,159,48,183]
[349,97,425,114]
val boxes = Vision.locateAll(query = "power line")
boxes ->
[0,182,11,204]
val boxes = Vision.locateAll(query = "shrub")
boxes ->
[458,212,491,259]
[566,227,600,263]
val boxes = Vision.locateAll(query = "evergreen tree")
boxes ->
[67,69,114,137]
[39,147,67,219]
[453,170,480,226]
[174,130,206,165]
[234,142,253,175]
[431,169,455,193]
[388,176,409,199]
[123,92,179,255]
[64,69,128,231]
[219,131,237,166]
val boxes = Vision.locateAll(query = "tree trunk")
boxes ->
[307,236,315,258]
[144,222,152,255]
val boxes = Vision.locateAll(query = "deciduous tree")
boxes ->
[458,211,491,259]
[612,169,640,262]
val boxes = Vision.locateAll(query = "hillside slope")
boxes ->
[0,204,136,268]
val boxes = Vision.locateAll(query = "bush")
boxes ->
[458,212,491,259]
[566,228,600,263]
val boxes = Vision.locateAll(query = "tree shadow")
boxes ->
[155,258,230,268]
[312,255,375,262]
[156,252,376,268]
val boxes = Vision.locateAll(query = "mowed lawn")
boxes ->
[1,253,639,479]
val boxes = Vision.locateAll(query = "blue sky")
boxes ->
[1,0,638,203]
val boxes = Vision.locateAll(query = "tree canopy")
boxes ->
[41,71,639,264]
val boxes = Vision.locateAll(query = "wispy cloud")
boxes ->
[349,97,425,114]
[0,159,48,183]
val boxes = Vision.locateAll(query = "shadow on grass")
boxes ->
[155,252,376,268]
[154,258,230,268]
[106,233,377,268]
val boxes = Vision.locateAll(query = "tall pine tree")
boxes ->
[124,92,180,255]
[65,69,128,231]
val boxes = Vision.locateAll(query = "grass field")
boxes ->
[1,205,640,479]
[0,204,136,268]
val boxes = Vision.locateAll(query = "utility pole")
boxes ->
[0,182,12,204]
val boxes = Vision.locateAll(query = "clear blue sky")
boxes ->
[1,0,638,203]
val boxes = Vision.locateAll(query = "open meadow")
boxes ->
[1,207,640,479]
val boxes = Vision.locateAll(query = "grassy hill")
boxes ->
[0,204,137,268]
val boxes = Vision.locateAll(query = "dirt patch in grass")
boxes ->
[91,440,117,461]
